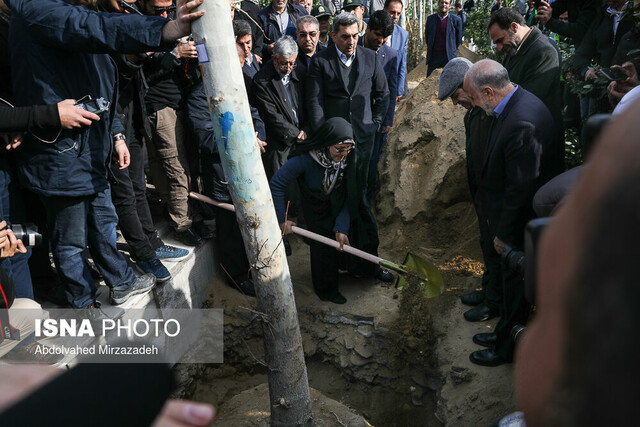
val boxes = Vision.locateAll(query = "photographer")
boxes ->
[5,0,205,309]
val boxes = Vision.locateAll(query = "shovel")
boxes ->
[190,192,444,297]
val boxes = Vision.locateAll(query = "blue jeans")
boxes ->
[0,156,33,299]
[40,188,137,308]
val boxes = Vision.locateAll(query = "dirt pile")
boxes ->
[378,68,479,264]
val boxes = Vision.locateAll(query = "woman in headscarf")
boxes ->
[270,117,357,304]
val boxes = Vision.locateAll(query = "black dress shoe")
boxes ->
[472,332,497,348]
[469,348,508,367]
[174,228,203,247]
[461,290,485,306]
[318,292,347,304]
[192,221,215,240]
[375,267,395,283]
[463,302,498,322]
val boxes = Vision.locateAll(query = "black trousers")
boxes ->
[493,267,530,361]
[477,211,503,311]
[110,136,163,261]
[427,53,449,77]
[215,207,250,285]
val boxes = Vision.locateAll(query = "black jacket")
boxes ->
[305,45,389,145]
[252,62,305,152]
[479,87,554,248]
[572,5,634,78]
[543,0,598,47]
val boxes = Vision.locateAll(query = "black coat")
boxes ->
[305,45,389,146]
[573,5,634,79]
[479,87,554,248]
[542,0,599,47]
[251,62,305,152]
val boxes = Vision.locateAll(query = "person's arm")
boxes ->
[0,100,100,133]
[305,56,325,133]
[371,56,390,129]
[0,105,59,133]
[269,155,309,223]
[11,0,202,54]
[455,15,463,48]
[496,124,542,247]
[397,28,408,97]
[542,0,597,42]
[572,16,599,79]
[384,54,398,128]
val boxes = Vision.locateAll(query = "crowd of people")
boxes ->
[0,0,412,362]
[430,1,640,372]
[0,0,640,424]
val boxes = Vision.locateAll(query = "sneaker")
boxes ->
[2,342,64,365]
[192,220,215,240]
[110,274,157,305]
[155,244,189,261]
[137,258,171,283]
[174,228,203,247]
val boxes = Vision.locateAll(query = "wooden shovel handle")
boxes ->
[190,191,384,265]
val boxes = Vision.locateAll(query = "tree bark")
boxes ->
[191,2,313,425]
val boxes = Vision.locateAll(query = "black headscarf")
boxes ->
[290,117,355,157]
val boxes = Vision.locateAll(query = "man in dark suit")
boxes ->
[489,8,563,175]
[295,15,323,73]
[234,20,260,79]
[384,0,409,102]
[361,10,397,200]
[438,58,501,323]
[424,0,463,77]
[463,59,554,366]
[306,12,393,282]
[258,0,308,58]
[252,36,306,179]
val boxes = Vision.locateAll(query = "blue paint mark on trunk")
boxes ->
[219,112,235,150]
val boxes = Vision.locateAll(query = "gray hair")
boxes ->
[466,59,511,91]
[273,35,299,59]
[332,12,358,33]
[297,15,319,30]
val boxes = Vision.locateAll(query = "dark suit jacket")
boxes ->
[390,25,409,96]
[242,56,260,80]
[251,62,304,152]
[479,87,554,248]
[374,44,398,127]
[424,12,463,64]
[503,27,562,174]
[305,45,389,145]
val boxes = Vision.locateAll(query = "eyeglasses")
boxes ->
[298,31,318,38]
[152,4,176,15]
[335,144,354,153]
[276,59,297,69]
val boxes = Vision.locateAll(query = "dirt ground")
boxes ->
[183,57,516,426]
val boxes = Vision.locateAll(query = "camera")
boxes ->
[7,224,42,247]
[75,96,111,117]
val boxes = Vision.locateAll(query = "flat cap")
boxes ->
[437,57,473,101]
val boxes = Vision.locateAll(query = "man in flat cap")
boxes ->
[438,58,501,324]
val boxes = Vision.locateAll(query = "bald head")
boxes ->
[463,59,514,115]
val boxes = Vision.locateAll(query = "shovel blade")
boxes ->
[396,252,444,298]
